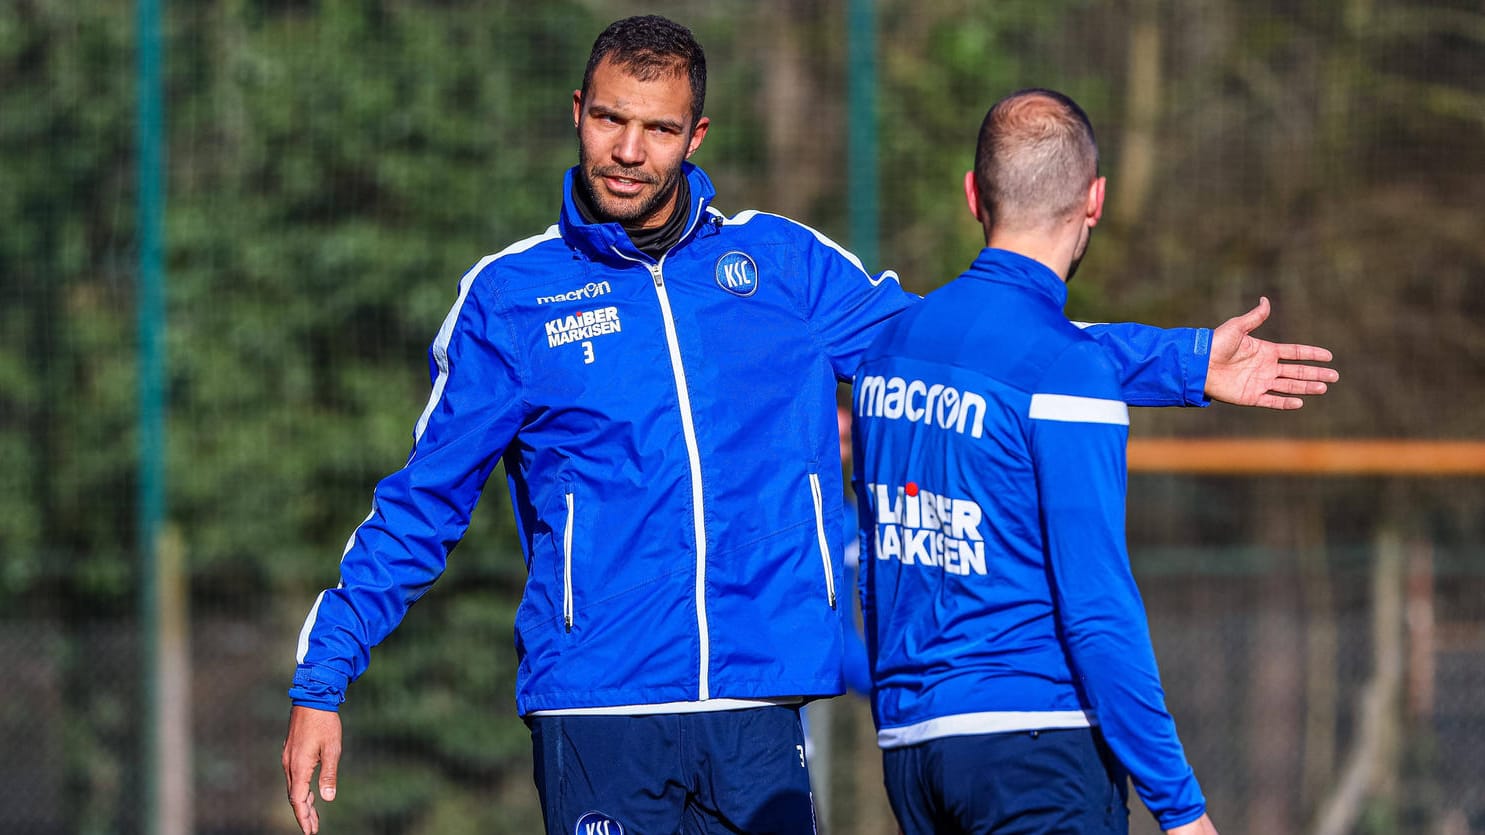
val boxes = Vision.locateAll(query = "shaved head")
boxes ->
[973,89,1099,234]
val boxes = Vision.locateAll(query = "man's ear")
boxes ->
[685,117,711,159]
[1087,176,1106,227]
[963,170,982,223]
[572,89,583,129]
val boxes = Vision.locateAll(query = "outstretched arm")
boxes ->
[1206,297,1337,410]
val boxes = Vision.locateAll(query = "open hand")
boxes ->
[1205,297,1337,410]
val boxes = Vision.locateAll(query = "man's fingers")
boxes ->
[1275,343,1336,365]
[287,755,319,834]
[285,752,313,811]
[1273,360,1338,382]
[289,785,318,835]
[319,741,341,802]
[1254,392,1305,411]
[1267,377,1329,396]
[1222,296,1271,336]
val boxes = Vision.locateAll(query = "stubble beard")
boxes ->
[577,143,683,228]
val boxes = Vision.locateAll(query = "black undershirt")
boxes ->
[573,175,692,259]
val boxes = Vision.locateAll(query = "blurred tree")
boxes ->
[163,1,598,830]
[0,2,137,607]
[1093,0,1485,441]
[0,2,139,830]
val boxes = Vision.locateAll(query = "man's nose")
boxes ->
[613,125,645,166]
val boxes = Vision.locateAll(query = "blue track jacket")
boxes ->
[290,166,1211,719]
[853,248,1207,828]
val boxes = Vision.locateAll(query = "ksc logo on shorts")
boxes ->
[715,251,759,297]
[575,811,624,835]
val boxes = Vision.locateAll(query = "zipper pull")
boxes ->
[650,265,663,287]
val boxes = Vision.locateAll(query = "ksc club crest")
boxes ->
[715,250,759,297]
[574,811,624,835]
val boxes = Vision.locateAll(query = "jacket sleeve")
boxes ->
[289,263,527,710]
[1030,339,1206,829]
[794,223,918,379]
[1076,322,1212,407]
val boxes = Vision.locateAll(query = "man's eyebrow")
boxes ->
[587,103,685,133]
[646,116,686,133]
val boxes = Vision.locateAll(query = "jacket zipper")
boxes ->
[647,262,712,698]
[612,206,713,699]
[808,472,838,608]
[562,491,575,632]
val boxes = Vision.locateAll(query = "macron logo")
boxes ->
[856,375,987,438]
[536,281,611,306]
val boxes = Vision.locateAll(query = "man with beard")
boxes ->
[853,90,1237,835]
[282,18,1332,835]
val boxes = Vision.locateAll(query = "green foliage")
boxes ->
[0,1,138,605]
[166,0,594,580]
[3,0,594,830]
[167,2,596,829]
[876,0,1095,294]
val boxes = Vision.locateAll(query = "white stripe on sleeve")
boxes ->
[1028,393,1130,426]
[414,225,560,441]
[295,591,326,664]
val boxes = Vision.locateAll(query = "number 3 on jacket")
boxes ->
[582,340,595,364]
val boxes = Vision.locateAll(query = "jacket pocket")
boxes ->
[562,490,576,631]
[807,472,838,609]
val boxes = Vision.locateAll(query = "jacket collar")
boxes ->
[559,162,718,264]
[965,247,1069,309]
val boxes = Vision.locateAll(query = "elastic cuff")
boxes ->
[288,665,348,710]
[291,695,342,712]
[1186,328,1213,407]
[1157,805,1206,831]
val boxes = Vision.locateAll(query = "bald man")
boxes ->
[852,89,1226,835]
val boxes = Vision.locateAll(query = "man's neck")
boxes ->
[985,222,1081,283]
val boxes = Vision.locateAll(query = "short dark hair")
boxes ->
[974,89,1099,232]
[582,15,708,127]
